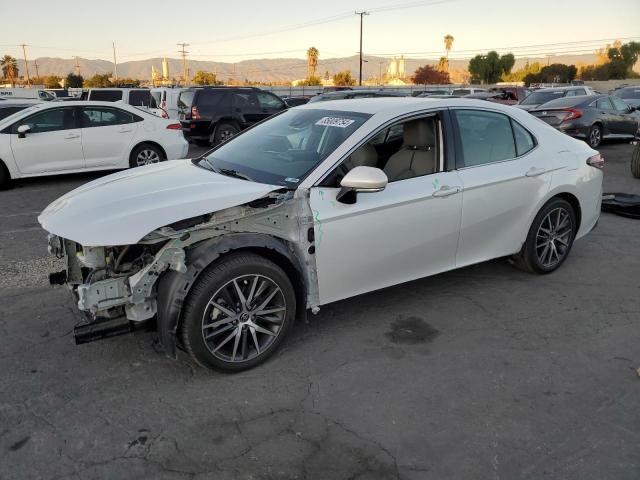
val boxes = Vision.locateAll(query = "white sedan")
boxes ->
[0,101,189,188]
[39,98,603,372]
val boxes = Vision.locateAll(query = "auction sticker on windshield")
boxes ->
[315,117,355,128]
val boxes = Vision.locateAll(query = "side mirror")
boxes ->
[17,124,31,138]
[629,106,636,112]
[337,166,388,204]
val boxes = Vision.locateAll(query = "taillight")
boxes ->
[166,123,182,130]
[191,106,201,119]
[561,108,582,122]
[586,153,604,169]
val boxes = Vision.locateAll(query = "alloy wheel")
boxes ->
[136,149,161,166]
[589,127,601,147]
[535,207,573,269]
[220,129,235,142]
[201,274,286,363]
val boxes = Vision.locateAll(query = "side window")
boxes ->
[81,107,134,127]
[90,90,123,102]
[14,108,76,133]
[454,110,516,167]
[128,90,151,107]
[233,92,259,109]
[452,89,470,96]
[611,96,630,112]
[576,88,586,95]
[511,119,536,156]
[596,98,612,109]
[257,92,285,110]
[565,90,576,97]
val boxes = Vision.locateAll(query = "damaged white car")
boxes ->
[39,98,603,371]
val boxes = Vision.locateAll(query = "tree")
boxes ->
[297,76,322,86]
[437,57,448,73]
[84,73,113,88]
[502,61,542,82]
[1,55,19,86]
[42,75,62,88]
[192,70,219,85]
[412,64,450,84]
[307,47,319,78]
[523,63,577,85]
[66,73,84,88]
[468,51,515,84]
[333,70,356,86]
[444,34,454,70]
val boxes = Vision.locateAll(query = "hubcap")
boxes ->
[201,274,286,363]
[589,128,600,147]
[136,149,161,166]
[535,207,573,268]
[220,129,235,141]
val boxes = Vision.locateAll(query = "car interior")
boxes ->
[320,115,442,186]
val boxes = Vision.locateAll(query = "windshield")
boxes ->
[615,88,640,99]
[202,108,371,187]
[520,90,566,105]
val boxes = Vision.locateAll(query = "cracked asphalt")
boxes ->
[1,142,639,480]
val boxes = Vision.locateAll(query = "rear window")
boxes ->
[198,89,227,108]
[178,90,196,109]
[615,88,640,99]
[520,90,566,105]
[535,96,586,109]
[89,90,123,102]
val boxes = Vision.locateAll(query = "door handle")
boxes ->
[64,133,80,139]
[118,128,133,133]
[525,167,548,177]
[432,185,461,198]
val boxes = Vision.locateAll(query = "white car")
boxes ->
[151,87,187,119]
[0,101,189,188]
[39,98,603,372]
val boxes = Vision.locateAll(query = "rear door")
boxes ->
[232,91,262,126]
[9,106,84,174]
[594,97,617,135]
[452,108,552,267]
[610,96,638,136]
[80,106,139,168]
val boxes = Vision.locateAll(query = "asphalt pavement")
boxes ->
[1,141,639,480]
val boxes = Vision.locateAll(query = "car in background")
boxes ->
[46,89,77,101]
[0,88,55,101]
[451,87,486,97]
[38,97,603,371]
[0,101,188,189]
[151,87,187,119]
[516,86,596,111]
[178,87,288,146]
[322,86,353,93]
[0,102,34,122]
[282,95,313,107]
[612,86,640,109]
[413,89,451,97]
[529,94,638,148]
[87,88,163,116]
[307,89,407,103]
[465,87,531,105]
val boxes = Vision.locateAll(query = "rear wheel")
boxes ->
[212,122,239,145]
[181,253,296,372]
[129,143,164,168]
[587,124,602,148]
[512,198,577,274]
[0,161,11,190]
[631,142,640,179]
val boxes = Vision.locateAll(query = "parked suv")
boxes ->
[178,87,288,146]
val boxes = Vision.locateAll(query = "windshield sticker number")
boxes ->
[315,117,355,128]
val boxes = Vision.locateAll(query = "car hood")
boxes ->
[38,160,283,246]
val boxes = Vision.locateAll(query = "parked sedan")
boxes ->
[613,86,640,109]
[529,94,638,148]
[0,101,189,189]
[39,98,602,372]
[307,90,407,103]
[516,86,596,111]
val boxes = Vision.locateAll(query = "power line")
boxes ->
[355,11,370,86]
[177,43,190,86]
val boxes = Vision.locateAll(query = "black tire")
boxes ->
[631,142,640,179]
[511,198,577,274]
[181,252,296,372]
[0,161,11,190]
[193,138,211,147]
[129,143,165,168]
[587,124,602,148]
[212,122,239,145]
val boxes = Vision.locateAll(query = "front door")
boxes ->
[9,107,84,174]
[610,96,638,136]
[80,106,139,168]
[452,108,553,267]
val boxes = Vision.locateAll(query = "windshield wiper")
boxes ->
[215,167,253,182]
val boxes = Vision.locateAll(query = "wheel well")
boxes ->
[213,119,240,134]
[130,141,167,161]
[553,192,582,231]
[591,121,602,130]
[0,158,11,189]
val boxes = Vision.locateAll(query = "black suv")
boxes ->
[178,87,288,146]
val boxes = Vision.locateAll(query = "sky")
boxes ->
[1,0,639,64]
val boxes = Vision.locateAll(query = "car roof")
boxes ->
[533,86,587,92]
[297,96,520,115]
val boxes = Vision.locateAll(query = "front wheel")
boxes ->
[181,253,296,372]
[512,198,577,274]
[129,144,164,168]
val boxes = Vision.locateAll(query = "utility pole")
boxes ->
[75,56,81,76]
[112,42,118,83]
[355,11,369,86]
[378,60,385,86]
[20,44,31,86]
[33,60,40,81]
[177,43,190,86]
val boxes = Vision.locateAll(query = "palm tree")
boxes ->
[1,55,19,86]
[444,34,454,60]
[307,47,319,78]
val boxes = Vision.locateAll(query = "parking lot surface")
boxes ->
[1,142,639,480]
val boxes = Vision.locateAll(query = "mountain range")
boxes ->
[11,54,600,83]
